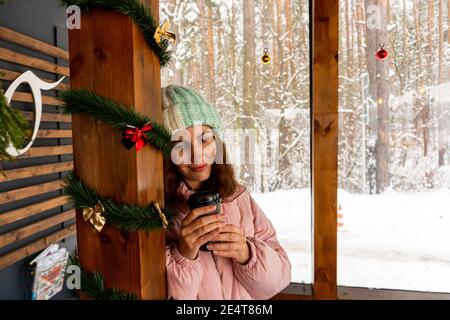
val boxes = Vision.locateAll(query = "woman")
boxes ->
[162,85,291,300]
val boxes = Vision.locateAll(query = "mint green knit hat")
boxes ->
[161,85,224,137]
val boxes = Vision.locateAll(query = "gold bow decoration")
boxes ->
[82,201,106,232]
[154,19,176,47]
[153,202,168,229]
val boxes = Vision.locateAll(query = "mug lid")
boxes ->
[188,191,221,205]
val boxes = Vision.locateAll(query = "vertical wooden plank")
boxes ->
[68,1,165,299]
[313,0,339,299]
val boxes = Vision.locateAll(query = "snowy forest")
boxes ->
[160,0,450,195]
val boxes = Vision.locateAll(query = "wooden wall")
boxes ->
[0,24,75,273]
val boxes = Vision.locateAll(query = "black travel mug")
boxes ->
[188,191,222,251]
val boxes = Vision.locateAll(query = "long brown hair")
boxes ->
[164,134,240,206]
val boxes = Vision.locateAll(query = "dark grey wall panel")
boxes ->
[0,0,76,300]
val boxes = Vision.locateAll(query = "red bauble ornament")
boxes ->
[376,42,388,60]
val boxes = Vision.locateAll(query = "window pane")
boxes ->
[338,0,450,292]
[160,0,311,284]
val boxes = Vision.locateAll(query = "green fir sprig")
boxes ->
[68,253,138,300]
[58,0,172,66]
[63,172,172,232]
[58,89,173,157]
[0,79,31,175]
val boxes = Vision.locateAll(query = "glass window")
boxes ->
[160,0,312,284]
[338,0,450,292]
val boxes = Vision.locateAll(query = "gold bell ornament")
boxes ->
[261,48,270,65]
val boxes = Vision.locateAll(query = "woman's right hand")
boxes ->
[178,205,226,260]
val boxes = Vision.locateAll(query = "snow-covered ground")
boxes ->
[251,188,450,293]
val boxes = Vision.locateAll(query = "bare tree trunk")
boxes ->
[398,0,409,167]
[260,0,271,192]
[297,0,308,65]
[427,0,434,69]
[169,0,183,85]
[271,0,279,80]
[240,0,256,189]
[260,0,271,106]
[422,0,434,157]
[275,0,284,86]
[437,0,446,166]
[276,0,293,189]
[230,2,237,76]
[402,0,409,81]
[365,0,391,194]
[207,4,216,104]
[412,0,424,75]
[285,0,295,88]
[198,0,213,102]
[346,0,353,76]
[223,0,240,140]
[412,0,426,158]
[242,0,256,121]
[356,0,365,73]
[214,5,224,104]
[191,40,202,89]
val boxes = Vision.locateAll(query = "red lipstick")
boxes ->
[190,164,207,172]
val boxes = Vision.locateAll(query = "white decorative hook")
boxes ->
[4,70,65,157]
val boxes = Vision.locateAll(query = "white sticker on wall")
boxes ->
[4,70,65,157]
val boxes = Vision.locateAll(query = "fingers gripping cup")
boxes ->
[188,191,222,251]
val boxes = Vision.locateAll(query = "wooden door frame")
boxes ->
[311,0,339,300]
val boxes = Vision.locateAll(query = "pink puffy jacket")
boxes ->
[165,181,292,300]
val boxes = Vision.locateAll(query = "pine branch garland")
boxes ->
[0,79,31,175]
[58,0,172,67]
[69,253,138,300]
[63,172,172,232]
[58,89,173,157]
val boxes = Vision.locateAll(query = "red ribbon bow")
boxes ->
[122,122,153,152]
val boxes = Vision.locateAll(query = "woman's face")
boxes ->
[172,125,217,189]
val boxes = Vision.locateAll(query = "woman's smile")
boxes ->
[189,164,208,172]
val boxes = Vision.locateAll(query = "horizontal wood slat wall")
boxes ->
[22,111,71,123]
[37,130,72,139]
[0,162,73,182]
[0,210,75,248]
[20,146,73,158]
[0,26,69,60]
[0,225,76,269]
[0,47,70,77]
[0,68,69,90]
[0,180,65,204]
[0,196,70,226]
[0,25,74,270]
[11,91,62,106]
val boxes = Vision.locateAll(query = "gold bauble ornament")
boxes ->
[261,48,270,65]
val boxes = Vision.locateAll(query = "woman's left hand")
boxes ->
[208,224,250,265]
